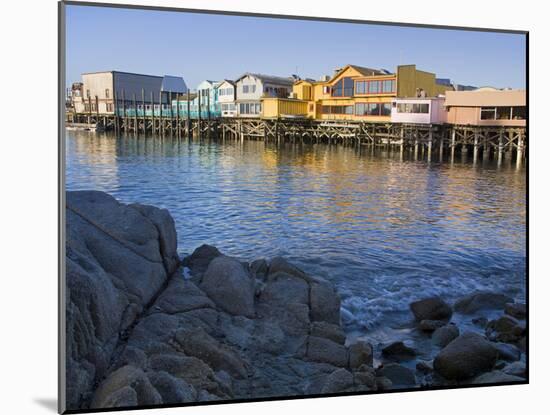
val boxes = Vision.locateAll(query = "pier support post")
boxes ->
[450,127,456,161]
[498,129,504,166]
[473,129,479,164]
[516,129,524,168]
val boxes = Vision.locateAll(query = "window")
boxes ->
[480,107,497,120]
[86,89,90,98]
[497,106,511,120]
[512,106,526,120]
[106,103,113,112]
[356,102,392,116]
[343,78,354,97]
[369,81,380,94]
[322,105,353,114]
[323,86,331,94]
[381,103,391,116]
[105,89,110,98]
[332,80,343,97]
[331,77,353,97]
[382,80,395,93]
[355,81,367,94]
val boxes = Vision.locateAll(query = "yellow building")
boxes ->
[261,64,453,121]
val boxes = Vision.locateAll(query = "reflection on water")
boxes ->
[66,130,526,331]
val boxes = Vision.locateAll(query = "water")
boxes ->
[66,130,526,340]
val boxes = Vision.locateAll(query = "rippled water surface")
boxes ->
[66,130,526,333]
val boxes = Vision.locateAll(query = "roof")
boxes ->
[235,72,294,86]
[328,64,389,83]
[161,75,187,93]
[218,79,235,87]
[82,70,163,79]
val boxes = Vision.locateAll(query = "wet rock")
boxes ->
[494,342,521,362]
[147,354,218,392]
[376,363,416,387]
[486,315,525,343]
[472,317,489,328]
[148,371,197,404]
[99,386,137,408]
[152,277,215,315]
[518,336,527,352]
[306,336,348,367]
[419,319,446,332]
[454,291,513,314]
[90,365,162,409]
[410,297,452,321]
[348,340,374,369]
[267,257,308,281]
[382,341,417,360]
[250,259,269,279]
[375,376,393,390]
[182,244,222,279]
[321,368,354,394]
[502,361,527,378]
[353,367,377,389]
[432,325,460,348]
[472,370,524,384]
[310,279,341,324]
[433,332,498,380]
[416,361,434,373]
[504,302,527,320]
[200,256,255,318]
[310,321,346,345]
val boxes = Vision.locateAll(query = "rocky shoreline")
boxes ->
[65,191,526,411]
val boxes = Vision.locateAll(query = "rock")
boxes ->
[152,277,215,315]
[472,370,524,384]
[485,315,525,343]
[65,191,177,410]
[172,328,248,379]
[348,340,374,369]
[419,319,446,332]
[250,259,269,279]
[310,321,346,345]
[518,336,527,352]
[306,336,348,367]
[433,332,498,380]
[182,244,222,278]
[376,363,416,387]
[267,257,308,281]
[90,365,162,408]
[494,343,521,362]
[375,376,393,390]
[410,297,452,321]
[454,291,513,314]
[505,302,526,320]
[502,362,527,378]
[310,279,341,324]
[321,368,354,394]
[200,256,255,317]
[148,371,197,404]
[472,317,489,328]
[416,361,433,373]
[353,367,376,389]
[99,386,138,408]
[432,325,460,348]
[382,341,417,359]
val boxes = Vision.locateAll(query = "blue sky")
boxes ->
[65,5,526,89]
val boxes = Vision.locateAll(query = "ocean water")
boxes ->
[66,130,526,339]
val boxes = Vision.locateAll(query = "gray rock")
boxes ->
[502,361,527,378]
[382,341,417,359]
[321,368,354,394]
[410,297,452,321]
[182,244,222,278]
[472,317,489,328]
[485,315,525,343]
[99,386,138,408]
[376,363,416,387]
[267,257,308,281]
[348,340,374,369]
[173,328,248,379]
[250,259,269,279]
[432,325,460,348]
[472,370,524,384]
[90,365,162,408]
[152,277,214,315]
[416,361,433,373]
[494,342,521,362]
[310,321,346,345]
[310,280,341,324]
[200,256,255,318]
[505,302,527,320]
[148,371,197,404]
[419,319,446,332]
[306,336,348,367]
[433,332,498,380]
[375,376,393,390]
[454,291,513,314]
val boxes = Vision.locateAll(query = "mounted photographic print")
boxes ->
[59,1,528,413]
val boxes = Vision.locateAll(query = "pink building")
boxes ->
[390,97,446,124]
[445,88,526,127]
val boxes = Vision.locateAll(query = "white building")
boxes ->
[73,71,187,114]
[217,80,237,117]
[235,73,294,117]
[390,97,446,124]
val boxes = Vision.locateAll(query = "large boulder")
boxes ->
[348,340,373,369]
[410,297,452,321]
[321,368,354,394]
[148,371,197,404]
[485,315,525,343]
[65,191,177,410]
[381,341,417,360]
[310,279,341,324]
[200,256,255,318]
[472,370,524,384]
[376,363,416,387]
[505,302,527,320]
[305,336,348,367]
[454,291,513,314]
[182,244,222,279]
[433,332,498,380]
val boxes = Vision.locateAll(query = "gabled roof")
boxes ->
[218,79,235,87]
[329,65,389,83]
[235,72,294,86]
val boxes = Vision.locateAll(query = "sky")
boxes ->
[65,5,527,90]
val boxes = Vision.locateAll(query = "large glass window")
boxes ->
[381,103,391,116]
[369,81,380,94]
[382,80,395,93]
[343,78,354,97]
[355,81,367,94]
[332,79,343,97]
[512,106,526,120]
[480,107,497,120]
